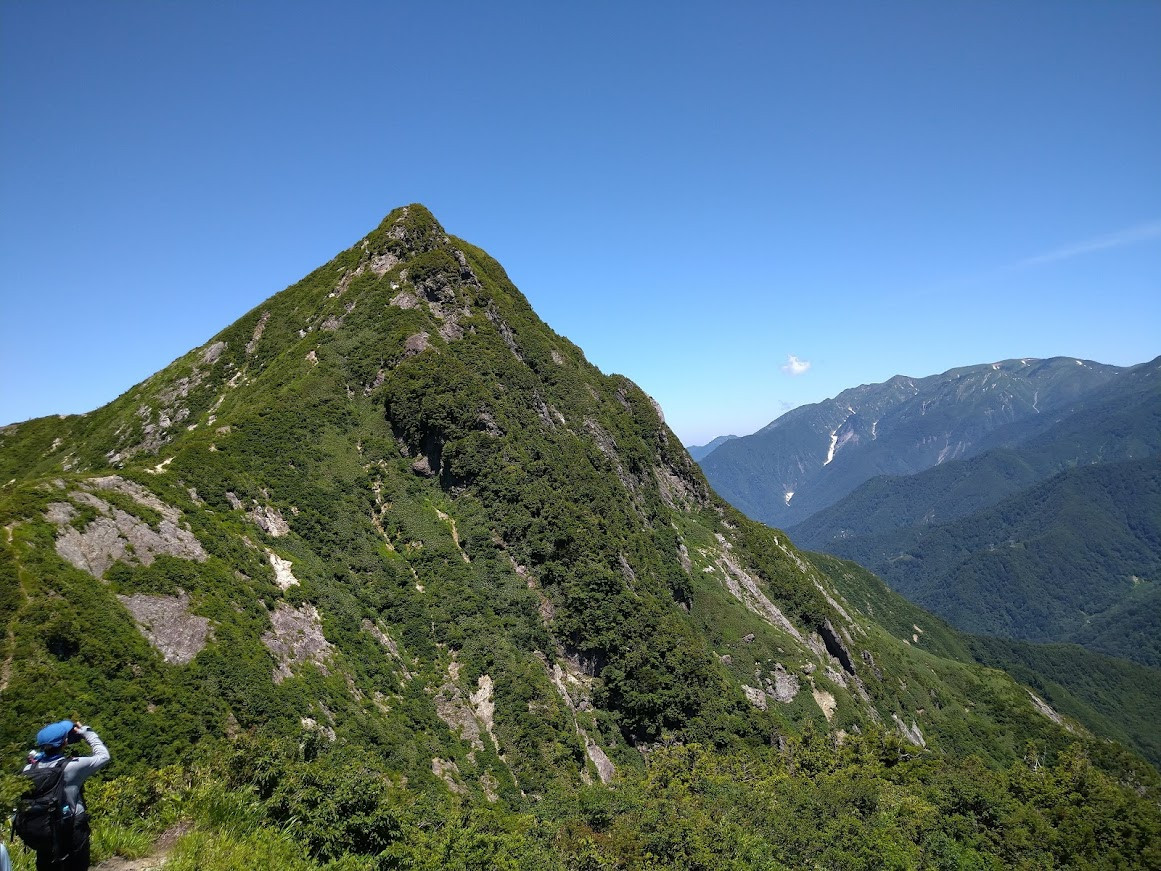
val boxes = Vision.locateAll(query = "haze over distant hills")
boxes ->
[685,434,737,461]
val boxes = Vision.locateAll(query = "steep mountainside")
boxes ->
[1,206,1157,866]
[809,552,1161,769]
[795,456,1161,666]
[791,355,1161,543]
[700,357,1126,528]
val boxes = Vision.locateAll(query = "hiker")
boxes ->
[17,720,110,871]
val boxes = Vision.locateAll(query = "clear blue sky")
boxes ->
[2,1,1158,445]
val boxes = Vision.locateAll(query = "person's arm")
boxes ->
[66,723,110,778]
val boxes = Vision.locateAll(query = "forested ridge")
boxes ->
[801,456,1161,667]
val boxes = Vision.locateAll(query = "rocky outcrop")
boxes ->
[431,758,467,795]
[818,619,856,674]
[812,683,837,721]
[743,663,801,710]
[48,477,207,578]
[249,503,290,537]
[245,311,271,355]
[585,738,616,784]
[117,592,211,665]
[362,619,414,680]
[262,603,333,683]
[403,332,430,357]
[433,659,492,756]
[709,533,804,643]
[892,712,926,747]
[267,551,300,590]
[1028,691,1075,733]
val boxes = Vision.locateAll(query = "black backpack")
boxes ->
[11,759,76,859]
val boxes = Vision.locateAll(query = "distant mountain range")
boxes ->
[698,355,1161,668]
[686,434,737,461]
[700,357,1129,528]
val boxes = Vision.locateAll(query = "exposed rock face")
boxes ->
[433,660,496,756]
[542,654,595,713]
[769,664,800,702]
[362,619,413,680]
[369,252,399,275]
[267,551,300,590]
[470,675,496,745]
[403,332,430,357]
[710,533,804,642]
[655,464,701,510]
[1028,691,1074,732]
[812,684,837,721]
[331,264,366,299]
[743,685,768,711]
[300,717,336,742]
[485,305,522,360]
[117,592,212,664]
[431,757,467,795]
[262,603,333,684]
[743,663,800,710]
[246,311,271,355]
[390,289,421,310]
[249,503,290,537]
[861,649,884,681]
[479,770,500,803]
[585,738,616,784]
[892,713,926,747]
[818,619,856,674]
[48,477,207,578]
[201,341,227,364]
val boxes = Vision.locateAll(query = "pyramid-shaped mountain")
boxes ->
[1,206,1157,865]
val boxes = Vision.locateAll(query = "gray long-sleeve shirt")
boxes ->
[22,726,111,816]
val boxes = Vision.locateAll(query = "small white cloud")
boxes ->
[781,355,811,376]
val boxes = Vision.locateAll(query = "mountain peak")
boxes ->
[364,203,448,259]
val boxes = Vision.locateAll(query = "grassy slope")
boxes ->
[809,551,1161,769]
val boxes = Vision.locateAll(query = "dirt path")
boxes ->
[93,823,190,871]
[94,858,167,871]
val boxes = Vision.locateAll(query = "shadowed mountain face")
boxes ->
[0,206,1144,806]
[699,357,1126,529]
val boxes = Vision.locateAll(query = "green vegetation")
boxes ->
[811,456,1161,666]
[1,205,1158,867]
[811,551,1161,769]
[2,730,1157,870]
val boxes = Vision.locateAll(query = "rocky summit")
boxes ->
[1,206,1158,868]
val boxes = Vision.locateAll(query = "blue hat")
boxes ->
[36,720,73,748]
